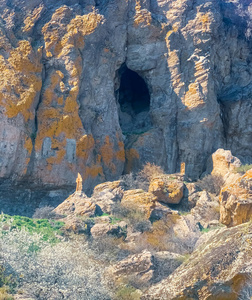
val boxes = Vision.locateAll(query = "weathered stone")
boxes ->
[205,148,241,177]
[108,250,154,286]
[219,169,252,227]
[142,222,252,300]
[90,221,127,239]
[53,192,96,217]
[91,180,124,214]
[121,189,157,219]
[149,175,184,204]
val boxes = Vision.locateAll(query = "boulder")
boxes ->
[149,175,184,204]
[220,169,252,227]
[90,221,127,239]
[61,215,90,234]
[53,192,96,217]
[142,222,252,299]
[108,250,154,286]
[206,148,241,177]
[91,180,124,214]
[121,189,157,219]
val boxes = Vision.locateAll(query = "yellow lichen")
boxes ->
[23,4,44,33]
[134,1,152,27]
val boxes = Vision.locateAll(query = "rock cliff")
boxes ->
[0,0,252,193]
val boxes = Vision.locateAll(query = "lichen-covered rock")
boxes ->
[53,192,96,217]
[142,222,252,300]
[149,176,184,204]
[220,169,252,227]
[121,189,157,218]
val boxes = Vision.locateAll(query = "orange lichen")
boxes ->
[76,135,95,160]
[0,40,42,122]
[125,148,140,173]
[100,136,114,166]
[24,137,33,155]
[116,141,125,162]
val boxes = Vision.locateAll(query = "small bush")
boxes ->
[138,162,164,182]
[197,174,224,195]
[115,285,140,300]
[235,164,252,174]
[120,173,139,190]
[121,163,164,191]
[32,206,56,219]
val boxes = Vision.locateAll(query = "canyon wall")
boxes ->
[0,0,251,192]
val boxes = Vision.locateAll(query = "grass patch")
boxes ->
[0,214,64,243]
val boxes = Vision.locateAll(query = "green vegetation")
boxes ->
[235,164,252,174]
[0,214,64,243]
[115,285,140,300]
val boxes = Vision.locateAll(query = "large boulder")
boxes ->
[108,250,184,288]
[91,180,124,214]
[220,169,252,227]
[205,149,241,178]
[53,192,96,217]
[149,175,184,205]
[108,250,154,286]
[142,222,252,300]
[121,189,172,220]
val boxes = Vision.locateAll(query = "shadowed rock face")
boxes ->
[0,0,252,193]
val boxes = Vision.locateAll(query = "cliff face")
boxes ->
[0,0,252,191]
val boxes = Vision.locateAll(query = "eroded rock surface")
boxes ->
[0,0,252,194]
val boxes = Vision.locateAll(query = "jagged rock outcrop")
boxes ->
[0,0,252,193]
[142,222,252,300]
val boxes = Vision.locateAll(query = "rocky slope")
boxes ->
[44,149,251,300]
[0,0,252,195]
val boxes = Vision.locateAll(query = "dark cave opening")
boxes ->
[118,66,150,115]
[117,65,151,133]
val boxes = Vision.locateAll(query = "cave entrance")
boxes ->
[117,65,151,133]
